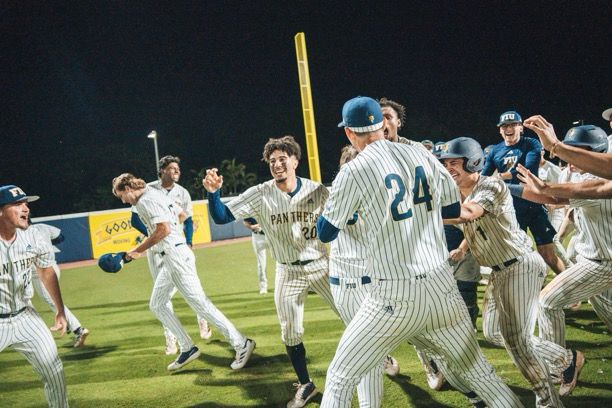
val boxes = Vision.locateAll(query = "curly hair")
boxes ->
[378,97,406,129]
[112,173,146,196]
[262,135,302,163]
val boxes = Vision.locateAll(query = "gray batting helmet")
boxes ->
[438,137,485,173]
[563,125,608,153]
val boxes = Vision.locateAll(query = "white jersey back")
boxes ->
[569,173,612,261]
[330,213,368,279]
[463,176,532,267]
[134,187,186,251]
[323,139,460,279]
[148,180,193,217]
[226,177,328,263]
[0,227,56,314]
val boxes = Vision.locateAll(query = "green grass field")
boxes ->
[1,239,610,407]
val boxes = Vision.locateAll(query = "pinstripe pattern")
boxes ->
[461,175,569,406]
[136,191,246,353]
[329,213,383,407]
[226,177,337,348]
[463,176,532,267]
[0,228,68,407]
[321,140,521,408]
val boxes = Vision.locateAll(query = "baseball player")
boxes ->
[243,218,268,294]
[482,111,567,277]
[112,174,254,372]
[131,155,211,355]
[319,97,523,408]
[514,123,611,385]
[28,222,89,347]
[203,136,338,408]
[0,185,68,407]
[439,137,581,405]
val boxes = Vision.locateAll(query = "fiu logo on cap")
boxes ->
[501,113,517,122]
[9,187,25,197]
[368,114,375,123]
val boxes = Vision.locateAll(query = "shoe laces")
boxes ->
[293,382,313,400]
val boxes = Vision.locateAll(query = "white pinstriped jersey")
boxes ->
[226,178,328,264]
[0,228,56,314]
[323,139,460,279]
[538,160,562,184]
[134,187,186,251]
[329,214,368,279]
[148,180,193,217]
[462,175,532,267]
[569,173,612,262]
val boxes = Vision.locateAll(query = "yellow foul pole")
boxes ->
[294,32,321,182]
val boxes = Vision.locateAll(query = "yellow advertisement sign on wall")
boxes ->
[192,201,211,245]
[88,209,141,258]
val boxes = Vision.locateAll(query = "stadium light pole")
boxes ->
[147,130,160,173]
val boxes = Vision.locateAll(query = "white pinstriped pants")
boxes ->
[540,256,612,347]
[274,258,337,346]
[251,232,268,291]
[481,252,567,408]
[0,308,68,407]
[329,257,383,408]
[32,266,82,333]
[321,264,523,408]
[149,244,246,352]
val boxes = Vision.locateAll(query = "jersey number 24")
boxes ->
[384,166,432,221]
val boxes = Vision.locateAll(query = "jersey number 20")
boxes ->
[384,166,432,221]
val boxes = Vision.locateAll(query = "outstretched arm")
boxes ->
[37,266,67,336]
[517,164,610,200]
[523,115,612,180]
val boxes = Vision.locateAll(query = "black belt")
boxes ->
[160,243,185,257]
[282,259,314,266]
[254,231,265,235]
[329,276,371,285]
[491,258,518,271]
[0,307,26,319]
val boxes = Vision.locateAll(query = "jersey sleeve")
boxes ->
[470,178,504,215]
[141,198,173,225]
[517,137,542,177]
[481,149,496,176]
[321,164,362,229]
[31,229,57,269]
[226,184,263,219]
[569,173,604,209]
[182,187,194,218]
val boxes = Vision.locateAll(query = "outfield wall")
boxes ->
[31,198,251,263]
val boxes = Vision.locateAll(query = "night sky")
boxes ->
[3,2,611,216]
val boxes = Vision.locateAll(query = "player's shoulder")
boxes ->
[147,180,162,189]
[476,175,506,195]
[21,226,51,249]
[522,135,542,150]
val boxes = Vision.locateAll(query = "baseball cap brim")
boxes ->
[602,108,612,121]
[497,120,522,127]
[0,195,39,206]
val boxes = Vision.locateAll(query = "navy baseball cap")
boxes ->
[0,185,39,206]
[497,111,522,127]
[338,96,384,132]
[98,252,130,273]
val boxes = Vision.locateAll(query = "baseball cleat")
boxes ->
[383,355,400,376]
[231,338,255,370]
[198,319,212,340]
[165,334,178,355]
[73,327,89,348]
[286,381,317,408]
[167,346,200,371]
[560,350,584,396]
[423,358,445,390]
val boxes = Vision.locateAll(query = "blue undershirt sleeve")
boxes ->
[206,190,236,224]
[131,212,149,236]
[317,216,340,243]
[481,151,495,176]
[183,216,194,245]
[441,201,461,219]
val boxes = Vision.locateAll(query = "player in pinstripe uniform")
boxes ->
[319,97,523,408]
[243,218,269,294]
[28,222,89,347]
[131,156,211,355]
[514,122,612,394]
[482,111,567,277]
[203,136,338,408]
[0,185,68,407]
[440,137,581,407]
[112,174,254,372]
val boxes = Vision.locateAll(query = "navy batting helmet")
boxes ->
[563,125,608,153]
[438,137,485,173]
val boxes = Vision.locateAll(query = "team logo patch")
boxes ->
[368,114,374,124]
[383,305,394,315]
